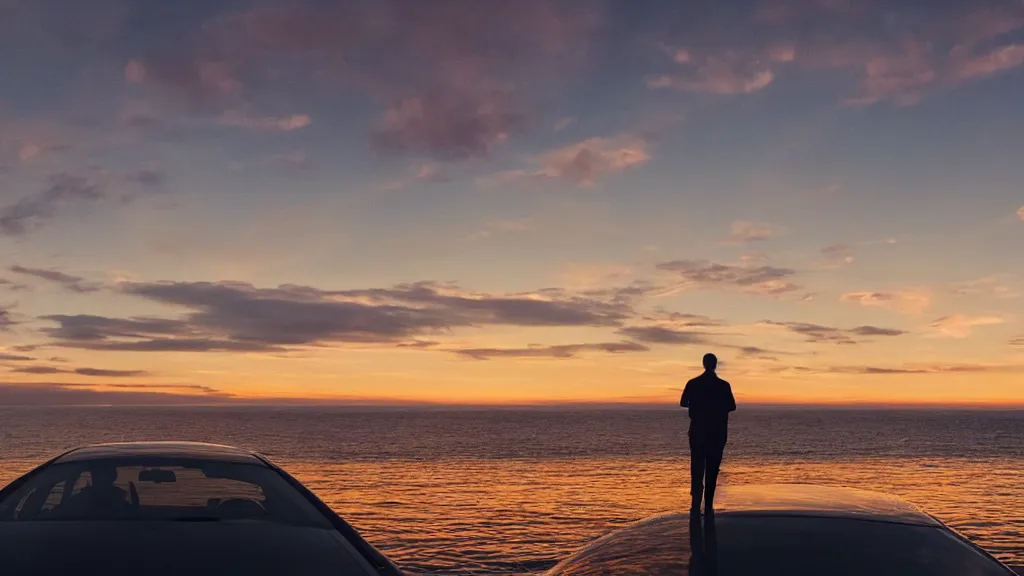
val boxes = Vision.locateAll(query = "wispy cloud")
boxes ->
[950,276,1018,299]
[616,326,711,345]
[463,218,534,242]
[456,341,648,360]
[839,288,932,315]
[651,4,1024,106]
[798,363,1021,376]
[0,308,17,331]
[648,48,779,95]
[927,314,1005,338]
[216,111,312,132]
[656,259,800,296]
[819,243,855,267]
[0,174,104,236]
[9,265,102,293]
[371,92,524,160]
[760,321,906,345]
[553,117,577,132]
[725,220,778,244]
[496,135,651,187]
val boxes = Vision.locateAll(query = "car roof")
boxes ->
[54,441,264,465]
[713,484,940,526]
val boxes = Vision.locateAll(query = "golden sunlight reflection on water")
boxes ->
[278,456,1024,574]
[0,408,1021,574]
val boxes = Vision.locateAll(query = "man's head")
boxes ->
[702,353,718,372]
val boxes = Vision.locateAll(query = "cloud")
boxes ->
[950,276,1018,299]
[456,341,648,360]
[10,366,63,375]
[464,218,534,242]
[616,326,710,345]
[0,174,104,236]
[496,135,651,187]
[812,363,1017,376]
[0,308,17,331]
[820,244,855,267]
[553,117,576,132]
[839,288,932,315]
[41,280,633,353]
[128,166,167,187]
[726,220,777,244]
[950,44,1024,82]
[371,92,525,160]
[216,110,312,132]
[73,368,150,377]
[848,326,906,337]
[0,353,34,361]
[927,314,1005,338]
[0,382,232,406]
[648,51,776,95]
[762,321,905,344]
[124,59,147,84]
[1018,205,1024,221]
[414,163,453,183]
[656,259,800,295]
[1011,337,1024,347]
[650,4,1024,107]
[9,265,102,293]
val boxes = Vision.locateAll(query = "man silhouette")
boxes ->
[681,353,736,516]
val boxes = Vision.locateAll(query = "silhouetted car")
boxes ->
[0,441,403,576]
[546,484,1018,576]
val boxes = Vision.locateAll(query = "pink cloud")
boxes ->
[655,4,1024,106]
[839,288,932,315]
[371,93,525,160]
[531,135,651,186]
[216,111,312,132]
[128,1,599,158]
[951,44,1024,81]
[649,51,776,95]
[124,59,147,84]
[927,314,1005,338]
[725,221,778,244]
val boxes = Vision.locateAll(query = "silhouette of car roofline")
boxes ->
[706,484,941,527]
[53,441,263,464]
[10,441,404,576]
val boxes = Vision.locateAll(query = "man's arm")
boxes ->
[725,381,736,412]
[680,380,691,407]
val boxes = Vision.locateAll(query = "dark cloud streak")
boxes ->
[10,265,102,293]
[456,341,648,360]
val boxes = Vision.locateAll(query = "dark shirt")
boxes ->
[681,371,736,447]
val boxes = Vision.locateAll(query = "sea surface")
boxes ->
[0,406,1021,574]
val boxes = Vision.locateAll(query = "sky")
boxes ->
[1,0,1022,406]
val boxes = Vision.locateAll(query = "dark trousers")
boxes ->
[689,436,725,510]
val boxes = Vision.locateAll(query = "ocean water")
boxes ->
[0,406,1021,574]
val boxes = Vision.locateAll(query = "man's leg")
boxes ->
[703,444,724,512]
[689,437,706,514]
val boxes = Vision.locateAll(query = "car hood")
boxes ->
[0,521,378,576]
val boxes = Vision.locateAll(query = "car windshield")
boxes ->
[548,515,1012,576]
[0,457,331,528]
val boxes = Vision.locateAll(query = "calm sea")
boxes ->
[0,407,1021,574]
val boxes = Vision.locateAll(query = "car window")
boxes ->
[548,515,1013,576]
[0,458,330,528]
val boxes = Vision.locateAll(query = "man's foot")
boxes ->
[704,503,715,516]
